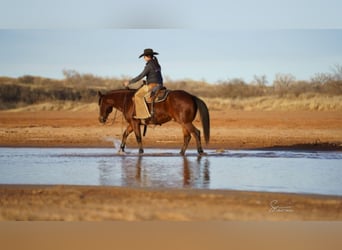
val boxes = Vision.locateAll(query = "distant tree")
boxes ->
[310,73,333,84]
[253,74,268,86]
[274,73,295,87]
[62,69,80,79]
[62,69,82,86]
[331,64,342,81]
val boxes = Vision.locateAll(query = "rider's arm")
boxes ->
[129,64,150,84]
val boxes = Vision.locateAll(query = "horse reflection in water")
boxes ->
[182,157,210,187]
[98,156,210,188]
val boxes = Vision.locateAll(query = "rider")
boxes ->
[124,48,163,120]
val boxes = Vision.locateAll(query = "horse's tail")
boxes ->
[194,96,210,145]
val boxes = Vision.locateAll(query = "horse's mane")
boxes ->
[106,88,136,95]
[98,88,136,105]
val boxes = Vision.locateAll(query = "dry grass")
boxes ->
[7,101,99,112]
[7,94,342,112]
[204,94,342,111]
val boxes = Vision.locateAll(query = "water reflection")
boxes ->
[1,148,341,196]
[183,156,210,188]
[98,155,210,189]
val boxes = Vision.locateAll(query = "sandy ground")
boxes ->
[0,109,341,221]
[0,110,341,150]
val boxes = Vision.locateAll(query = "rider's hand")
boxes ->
[123,81,129,87]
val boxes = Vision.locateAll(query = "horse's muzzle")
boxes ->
[99,116,107,124]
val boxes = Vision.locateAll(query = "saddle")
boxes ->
[144,87,169,104]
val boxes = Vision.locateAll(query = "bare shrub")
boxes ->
[273,73,296,97]
[311,73,334,84]
[18,75,35,84]
[323,81,342,95]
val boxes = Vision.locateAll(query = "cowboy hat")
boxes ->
[139,48,159,58]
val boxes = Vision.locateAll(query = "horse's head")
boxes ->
[98,91,113,124]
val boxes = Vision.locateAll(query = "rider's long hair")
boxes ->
[150,56,161,72]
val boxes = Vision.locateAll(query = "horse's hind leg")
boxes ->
[180,127,191,156]
[185,123,203,155]
[181,123,204,155]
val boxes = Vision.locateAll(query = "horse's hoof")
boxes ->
[198,151,207,156]
[139,149,144,154]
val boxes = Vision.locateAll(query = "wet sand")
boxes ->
[0,110,341,221]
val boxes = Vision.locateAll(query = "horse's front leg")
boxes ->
[132,122,144,154]
[120,124,133,153]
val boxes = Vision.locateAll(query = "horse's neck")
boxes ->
[110,90,133,112]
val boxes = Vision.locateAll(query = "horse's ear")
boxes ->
[98,91,103,106]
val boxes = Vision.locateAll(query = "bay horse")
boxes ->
[98,88,210,155]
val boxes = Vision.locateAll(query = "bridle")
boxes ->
[99,90,129,135]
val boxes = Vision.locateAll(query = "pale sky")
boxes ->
[1,0,342,83]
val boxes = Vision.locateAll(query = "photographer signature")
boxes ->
[269,200,294,213]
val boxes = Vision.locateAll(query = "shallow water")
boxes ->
[0,147,341,196]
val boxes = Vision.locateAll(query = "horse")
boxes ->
[98,88,210,155]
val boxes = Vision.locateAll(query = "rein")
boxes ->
[110,91,128,134]
[110,108,118,125]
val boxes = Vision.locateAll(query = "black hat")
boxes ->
[139,48,159,58]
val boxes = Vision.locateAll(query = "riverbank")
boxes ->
[0,185,341,221]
